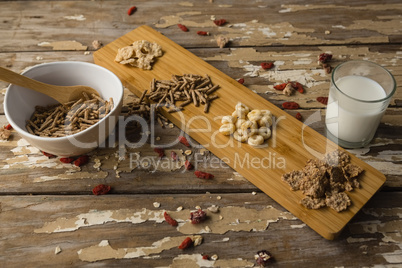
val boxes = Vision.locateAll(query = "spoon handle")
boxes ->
[0,66,99,103]
[0,66,58,95]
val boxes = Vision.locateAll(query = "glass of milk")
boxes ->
[325,60,396,148]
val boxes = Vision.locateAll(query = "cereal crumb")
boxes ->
[92,40,102,50]
[195,205,202,210]
[156,136,161,141]
[168,123,174,128]
[153,202,161,208]
[325,30,331,35]
[84,51,91,55]
[219,215,223,220]
[216,195,222,200]
[252,191,257,195]
[207,205,219,213]
[115,40,163,70]
[210,254,219,261]
[192,235,203,246]
[176,206,183,211]
[184,150,192,155]
[0,128,11,140]
[55,246,62,255]
[216,35,229,48]
[204,226,212,233]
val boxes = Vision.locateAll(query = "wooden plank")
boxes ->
[93,25,386,239]
[1,192,401,267]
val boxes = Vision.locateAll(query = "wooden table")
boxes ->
[1,1,401,267]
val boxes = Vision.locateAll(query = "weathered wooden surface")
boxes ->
[0,0,401,266]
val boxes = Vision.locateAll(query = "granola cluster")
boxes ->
[281,150,364,212]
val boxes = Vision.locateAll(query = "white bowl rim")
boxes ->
[4,61,124,141]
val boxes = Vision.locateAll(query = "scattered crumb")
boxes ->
[36,56,43,60]
[176,206,183,211]
[168,123,174,128]
[207,205,219,213]
[219,215,223,220]
[195,205,202,210]
[84,51,91,55]
[252,191,257,195]
[55,246,62,255]
[192,235,203,246]
[156,136,161,141]
[92,40,102,50]
[325,30,331,35]
[153,202,161,208]
[210,254,218,261]
[184,150,192,156]
[0,128,11,140]
[216,196,222,200]
[216,35,229,48]
[204,226,212,233]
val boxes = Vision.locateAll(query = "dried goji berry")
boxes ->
[92,184,111,195]
[4,124,12,130]
[42,151,57,158]
[255,250,273,266]
[292,82,304,93]
[273,83,287,91]
[318,53,332,64]
[177,24,189,32]
[194,170,214,179]
[282,101,300,110]
[171,151,178,161]
[178,136,190,147]
[190,209,207,224]
[60,157,75,164]
[197,31,209,36]
[316,96,329,105]
[178,237,193,249]
[185,160,194,170]
[164,211,178,226]
[202,255,209,260]
[213,19,227,26]
[154,148,165,158]
[127,6,137,16]
[261,62,273,70]
[295,112,302,121]
[74,155,89,167]
[237,78,245,84]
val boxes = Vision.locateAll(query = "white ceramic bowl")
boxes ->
[4,61,123,157]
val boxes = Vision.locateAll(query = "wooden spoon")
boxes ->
[0,66,100,104]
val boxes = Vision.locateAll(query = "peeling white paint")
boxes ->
[63,15,86,21]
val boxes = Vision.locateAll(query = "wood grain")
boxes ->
[93,25,386,240]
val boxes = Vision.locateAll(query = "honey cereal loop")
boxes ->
[258,127,272,140]
[221,115,237,124]
[247,109,263,122]
[240,120,258,136]
[247,134,264,146]
[219,123,236,136]
[233,129,248,143]
[257,114,273,128]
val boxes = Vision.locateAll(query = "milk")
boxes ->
[325,75,387,143]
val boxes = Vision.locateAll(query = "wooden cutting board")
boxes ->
[93,25,386,240]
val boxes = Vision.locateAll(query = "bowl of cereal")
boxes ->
[4,61,123,157]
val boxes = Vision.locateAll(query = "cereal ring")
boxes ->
[247,135,264,146]
[247,109,262,122]
[241,120,258,136]
[221,115,237,124]
[257,115,273,128]
[261,110,272,117]
[235,118,247,129]
[233,129,248,143]
[235,102,250,113]
[258,127,272,140]
[232,108,248,119]
[219,123,236,136]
